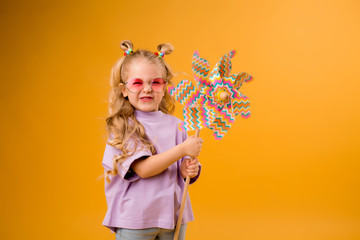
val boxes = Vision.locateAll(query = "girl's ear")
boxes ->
[121,85,128,98]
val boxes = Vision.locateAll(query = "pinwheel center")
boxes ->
[216,90,230,102]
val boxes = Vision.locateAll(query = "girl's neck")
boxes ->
[135,109,164,119]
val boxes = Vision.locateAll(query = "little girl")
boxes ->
[102,40,203,240]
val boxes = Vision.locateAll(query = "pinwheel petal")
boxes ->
[180,105,215,131]
[231,72,253,90]
[169,79,201,107]
[209,107,235,140]
[232,96,251,119]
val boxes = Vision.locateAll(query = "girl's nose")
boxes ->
[143,82,152,92]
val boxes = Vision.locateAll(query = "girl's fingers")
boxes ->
[187,165,199,176]
[190,158,199,164]
[188,171,198,177]
[184,158,198,166]
[184,157,199,177]
[189,161,199,168]
[187,166,198,172]
[187,164,198,170]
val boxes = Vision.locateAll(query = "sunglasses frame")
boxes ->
[122,78,168,93]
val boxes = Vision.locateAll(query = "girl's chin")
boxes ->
[135,106,159,112]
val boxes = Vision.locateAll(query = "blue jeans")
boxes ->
[115,224,187,240]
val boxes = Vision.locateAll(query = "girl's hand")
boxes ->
[180,158,200,178]
[180,135,203,158]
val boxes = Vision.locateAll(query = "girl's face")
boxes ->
[122,59,166,112]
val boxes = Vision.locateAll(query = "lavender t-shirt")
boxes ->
[102,110,201,232]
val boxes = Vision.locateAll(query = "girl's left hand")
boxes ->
[180,158,199,178]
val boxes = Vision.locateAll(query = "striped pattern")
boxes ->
[192,51,211,92]
[232,72,253,90]
[169,79,213,130]
[179,104,214,131]
[232,96,251,119]
[169,79,200,107]
[209,108,235,140]
[217,50,236,78]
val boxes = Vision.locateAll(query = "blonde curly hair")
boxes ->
[105,40,176,182]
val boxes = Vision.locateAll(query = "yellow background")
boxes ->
[1,0,359,239]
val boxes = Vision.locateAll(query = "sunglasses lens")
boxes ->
[151,78,166,92]
[126,79,143,93]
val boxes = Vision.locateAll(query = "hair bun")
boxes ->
[120,40,133,51]
[157,43,174,55]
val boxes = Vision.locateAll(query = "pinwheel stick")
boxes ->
[171,49,253,239]
[173,128,200,240]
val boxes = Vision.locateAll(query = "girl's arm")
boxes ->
[131,135,203,178]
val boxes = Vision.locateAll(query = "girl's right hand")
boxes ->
[180,135,203,157]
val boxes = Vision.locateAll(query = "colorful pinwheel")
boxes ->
[170,50,253,240]
[169,50,253,139]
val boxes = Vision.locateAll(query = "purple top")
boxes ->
[102,110,201,232]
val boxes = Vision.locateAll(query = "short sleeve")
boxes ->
[102,140,152,182]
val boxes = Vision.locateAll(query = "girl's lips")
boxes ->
[140,96,153,102]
